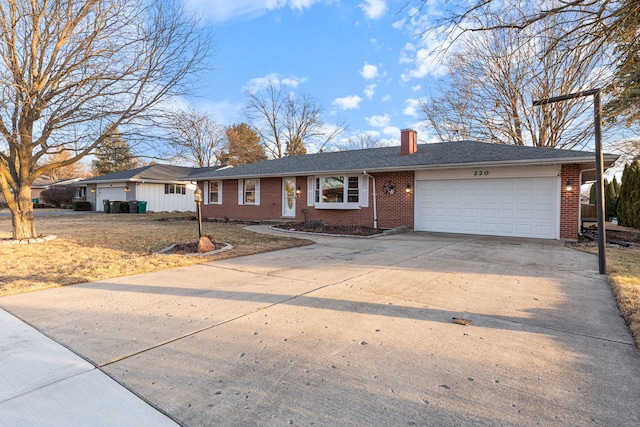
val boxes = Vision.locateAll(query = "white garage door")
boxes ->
[96,187,127,212]
[415,177,559,239]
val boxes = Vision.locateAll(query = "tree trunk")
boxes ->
[8,188,37,240]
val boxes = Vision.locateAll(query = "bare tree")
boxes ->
[338,134,386,151]
[415,0,639,124]
[43,150,90,180]
[166,108,225,167]
[0,0,210,239]
[244,80,346,158]
[422,20,608,149]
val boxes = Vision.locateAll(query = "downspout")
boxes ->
[362,170,377,229]
[578,169,584,236]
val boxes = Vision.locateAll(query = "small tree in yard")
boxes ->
[0,0,209,240]
[40,186,76,208]
[617,159,640,228]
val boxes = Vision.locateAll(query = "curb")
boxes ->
[153,242,234,256]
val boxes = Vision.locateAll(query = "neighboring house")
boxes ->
[32,176,86,201]
[82,164,223,212]
[187,129,618,240]
[1,176,85,206]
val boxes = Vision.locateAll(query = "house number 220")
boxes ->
[474,170,489,177]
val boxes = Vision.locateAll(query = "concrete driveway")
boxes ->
[1,228,639,426]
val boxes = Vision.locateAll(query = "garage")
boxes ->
[414,167,560,239]
[96,185,127,212]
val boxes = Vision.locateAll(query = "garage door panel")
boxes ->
[415,177,559,239]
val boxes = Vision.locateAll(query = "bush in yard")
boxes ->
[40,186,76,208]
[617,159,640,228]
[589,178,620,220]
[605,177,620,220]
[72,201,92,211]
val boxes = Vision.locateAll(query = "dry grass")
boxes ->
[606,249,640,351]
[0,212,312,296]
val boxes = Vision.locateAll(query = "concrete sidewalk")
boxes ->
[0,309,178,427]
[1,228,640,426]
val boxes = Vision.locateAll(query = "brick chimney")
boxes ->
[401,129,417,155]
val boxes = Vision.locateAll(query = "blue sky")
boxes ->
[182,0,447,147]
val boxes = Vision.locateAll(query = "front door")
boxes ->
[282,178,296,218]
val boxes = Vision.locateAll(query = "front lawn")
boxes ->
[606,248,640,351]
[0,212,312,296]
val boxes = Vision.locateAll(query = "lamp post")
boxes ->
[194,186,203,238]
[533,89,606,274]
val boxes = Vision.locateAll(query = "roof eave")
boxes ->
[189,155,618,180]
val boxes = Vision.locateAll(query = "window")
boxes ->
[164,184,186,195]
[238,179,260,205]
[312,175,364,208]
[208,180,222,204]
[245,179,256,204]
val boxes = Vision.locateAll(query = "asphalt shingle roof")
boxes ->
[187,140,615,180]
[82,164,222,184]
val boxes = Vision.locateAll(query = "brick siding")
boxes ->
[200,165,582,239]
[560,164,581,240]
[200,172,415,229]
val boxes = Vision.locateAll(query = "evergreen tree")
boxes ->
[604,180,619,220]
[589,182,597,205]
[617,159,640,228]
[91,130,137,176]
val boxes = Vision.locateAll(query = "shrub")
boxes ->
[40,186,76,208]
[617,159,640,228]
[72,201,92,211]
[589,179,620,220]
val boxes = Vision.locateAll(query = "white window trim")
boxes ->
[207,180,222,205]
[308,174,367,210]
[237,178,260,205]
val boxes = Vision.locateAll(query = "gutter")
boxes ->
[362,170,377,229]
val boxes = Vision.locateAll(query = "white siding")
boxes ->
[135,183,196,212]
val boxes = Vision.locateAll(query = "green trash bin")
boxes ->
[103,200,110,213]
[110,200,121,214]
[137,201,147,214]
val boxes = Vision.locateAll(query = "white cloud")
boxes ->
[395,5,452,81]
[363,84,376,100]
[186,0,322,23]
[382,126,400,137]
[412,85,422,92]
[332,95,363,110]
[381,94,391,102]
[243,73,308,93]
[359,0,388,20]
[400,48,447,82]
[365,113,400,138]
[360,63,379,80]
[403,98,421,117]
[365,114,390,128]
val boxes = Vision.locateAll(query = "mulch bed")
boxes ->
[162,235,227,255]
[570,226,640,249]
[274,223,383,236]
